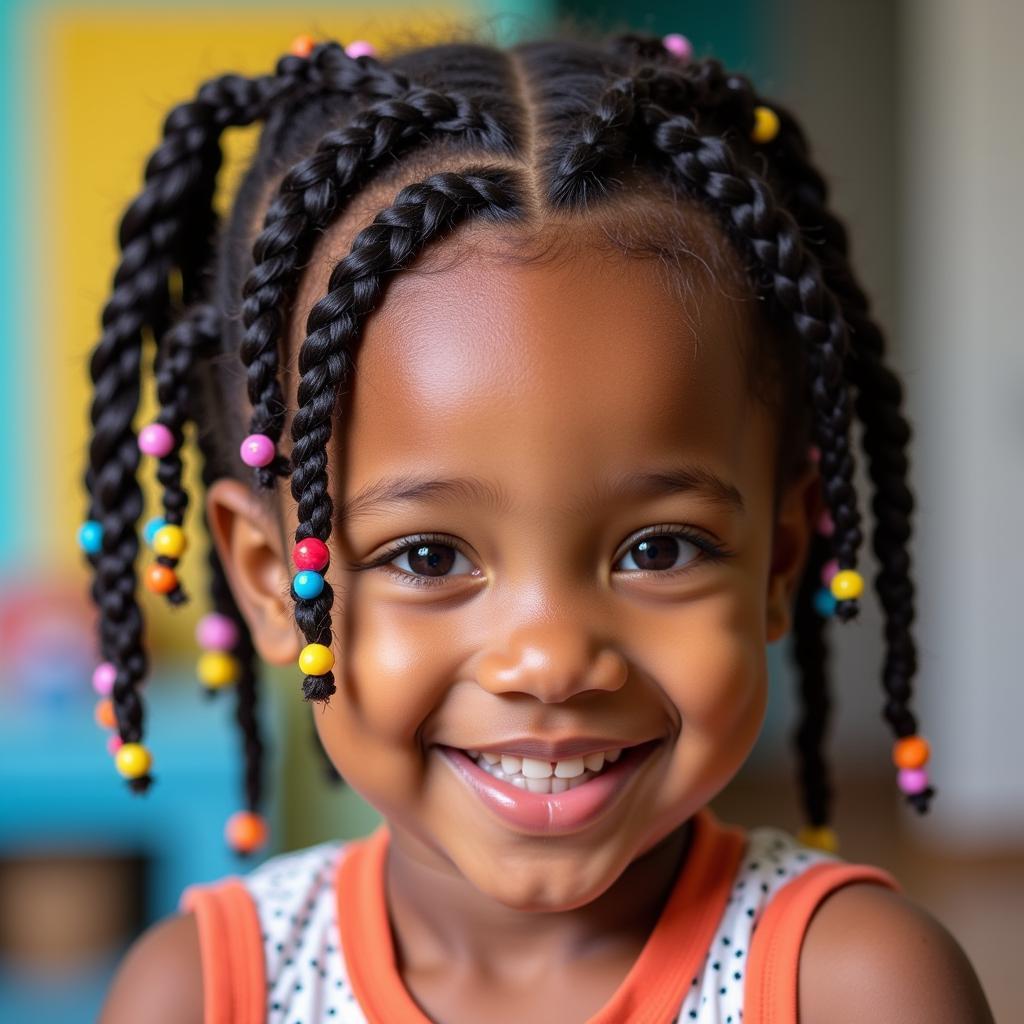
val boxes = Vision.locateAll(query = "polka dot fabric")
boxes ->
[243,840,363,1024]
[237,825,832,1023]
[672,826,834,1023]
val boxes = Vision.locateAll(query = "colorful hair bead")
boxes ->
[144,563,178,595]
[299,642,334,676]
[106,734,123,756]
[144,516,167,546]
[152,524,187,559]
[797,824,839,854]
[240,433,276,468]
[78,520,103,555]
[816,510,834,537]
[138,422,175,458]
[196,612,239,652]
[345,40,376,58]
[662,33,693,61]
[751,105,780,144]
[115,742,152,779]
[292,570,325,600]
[225,810,269,854]
[292,538,329,571]
[830,569,864,601]
[820,558,839,586]
[92,661,117,696]
[197,651,240,689]
[893,735,930,770]
[94,698,117,730]
[897,767,930,795]
[289,33,315,57]
[813,587,837,618]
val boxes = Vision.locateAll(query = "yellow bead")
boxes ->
[830,569,864,601]
[153,524,187,559]
[115,742,152,779]
[299,642,334,676]
[197,651,240,689]
[751,105,780,144]
[797,825,839,854]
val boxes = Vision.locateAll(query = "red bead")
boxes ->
[292,538,329,571]
[144,563,178,595]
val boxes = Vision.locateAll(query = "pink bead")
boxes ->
[345,40,376,58]
[820,558,839,585]
[808,445,821,464]
[196,612,239,651]
[662,33,693,60]
[293,537,330,571]
[816,510,835,537]
[92,661,116,696]
[897,767,929,795]
[138,423,175,458]
[240,433,276,468]
[107,735,123,756]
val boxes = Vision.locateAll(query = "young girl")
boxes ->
[83,29,995,1024]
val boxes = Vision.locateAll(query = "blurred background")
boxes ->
[0,0,1020,1020]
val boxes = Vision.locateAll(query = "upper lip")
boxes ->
[445,736,661,761]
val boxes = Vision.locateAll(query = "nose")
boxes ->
[476,622,628,703]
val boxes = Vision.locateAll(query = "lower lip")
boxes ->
[440,742,659,835]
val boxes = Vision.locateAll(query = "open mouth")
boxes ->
[440,740,662,834]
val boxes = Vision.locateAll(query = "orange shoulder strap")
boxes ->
[179,878,267,1024]
[743,861,901,1024]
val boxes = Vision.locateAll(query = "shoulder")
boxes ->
[98,911,203,1024]
[798,881,995,1024]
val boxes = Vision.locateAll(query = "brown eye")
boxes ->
[617,534,700,573]
[403,543,457,577]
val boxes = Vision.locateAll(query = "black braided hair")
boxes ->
[84,29,931,848]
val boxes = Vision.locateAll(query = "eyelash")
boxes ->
[350,526,733,589]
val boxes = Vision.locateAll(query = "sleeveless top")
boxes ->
[179,807,899,1024]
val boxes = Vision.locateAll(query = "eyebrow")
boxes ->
[335,465,744,524]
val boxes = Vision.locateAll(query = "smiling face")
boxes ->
[212,210,818,913]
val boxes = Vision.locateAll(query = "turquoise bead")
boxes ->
[78,520,103,555]
[292,570,325,600]
[144,516,167,547]
[813,587,837,618]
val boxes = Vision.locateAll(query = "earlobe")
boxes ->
[765,464,823,643]
[205,477,302,666]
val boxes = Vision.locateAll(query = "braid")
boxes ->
[241,87,515,490]
[289,168,524,701]
[630,105,864,605]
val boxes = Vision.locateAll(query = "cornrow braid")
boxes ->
[289,168,524,702]
[84,42,415,796]
[241,87,515,490]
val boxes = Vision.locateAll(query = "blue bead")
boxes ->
[813,587,837,618]
[78,520,103,555]
[292,570,325,600]
[144,516,167,547]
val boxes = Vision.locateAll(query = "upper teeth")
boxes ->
[466,748,623,788]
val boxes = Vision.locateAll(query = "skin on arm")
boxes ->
[98,912,204,1024]
[799,883,995,1024]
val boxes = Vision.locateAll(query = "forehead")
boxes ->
[290,218,770,511]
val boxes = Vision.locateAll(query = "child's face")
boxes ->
[218,217,816,912]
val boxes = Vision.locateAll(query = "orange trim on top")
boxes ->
[179,878,267,1024]
[335,806,747,1024]
[743,861,901,1024]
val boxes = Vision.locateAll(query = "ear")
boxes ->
[205,477,302,666]
[765,462,823,643]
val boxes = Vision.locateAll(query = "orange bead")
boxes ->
[144,563,178,595]
[893,735,930,770]
[94,698,117,730]
[290,33,315,57]
[225,811,269,854]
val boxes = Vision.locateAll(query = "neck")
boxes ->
[383,821,694,981]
